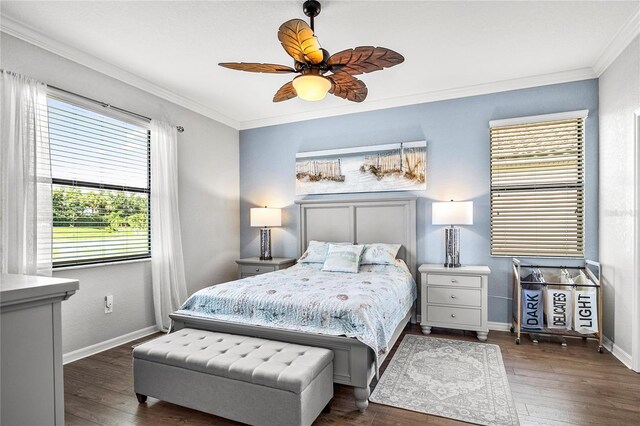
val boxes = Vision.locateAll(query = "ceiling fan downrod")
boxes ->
[303,0,321,31]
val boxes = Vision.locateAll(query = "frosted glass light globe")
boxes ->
[292,74,332,101]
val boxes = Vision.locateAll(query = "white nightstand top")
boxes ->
[236,257,297,266]
[419,264,491,275]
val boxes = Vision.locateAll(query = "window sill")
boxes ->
[53,257,151,272]
[490,255,586,260]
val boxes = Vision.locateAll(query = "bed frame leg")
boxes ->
[353,386,370,413]
[136,393,147,404]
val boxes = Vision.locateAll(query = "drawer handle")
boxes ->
[255,268,260,272]
[451,279,458,283]
[451,314,456,318]
[451,295,457,299]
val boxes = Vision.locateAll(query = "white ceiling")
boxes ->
[1,1,638,129]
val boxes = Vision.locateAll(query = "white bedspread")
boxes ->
[176,260,417,359]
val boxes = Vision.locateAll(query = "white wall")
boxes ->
[599,35,639,363]
[0,33,240,354]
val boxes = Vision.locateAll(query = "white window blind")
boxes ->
[490,112,586,257]
[47,94,151,266]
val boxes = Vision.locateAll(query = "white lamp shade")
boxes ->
[250,207,281,227]
[432,201,473,225]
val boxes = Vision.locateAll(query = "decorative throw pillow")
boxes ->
[298,241,328,263]
[298,241,351,263]
[360,243,401,265]
[322,244,364,273]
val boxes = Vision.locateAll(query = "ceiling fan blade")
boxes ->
[273,81,297,102]
[277,19,324,65]
[218,62,296,74]
[327,46,404,75]
[328,73,368,103]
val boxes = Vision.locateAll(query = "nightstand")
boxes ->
[419,264,491,341]
[235,257,297,279]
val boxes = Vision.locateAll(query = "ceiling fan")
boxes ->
[219,0,404,103]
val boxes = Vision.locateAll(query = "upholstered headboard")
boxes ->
[295,197,417,279]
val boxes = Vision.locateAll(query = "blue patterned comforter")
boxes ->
[176,260,417,359]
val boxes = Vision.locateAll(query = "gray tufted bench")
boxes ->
[133,328,334,426]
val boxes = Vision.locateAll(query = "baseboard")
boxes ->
[488,321,512,332]
[63,325,159,365]
[603,336,633,369]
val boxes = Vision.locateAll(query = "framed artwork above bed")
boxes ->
[296,141,427,195]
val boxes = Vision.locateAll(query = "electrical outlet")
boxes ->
[105,295,113,314]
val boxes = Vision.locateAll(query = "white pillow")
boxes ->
[322,244,364,273]
[298,240,351,263]
[361,243,401,265]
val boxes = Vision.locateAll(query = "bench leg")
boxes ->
[136,393,147,404]
[353,386,369,413]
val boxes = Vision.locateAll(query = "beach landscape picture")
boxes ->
[296,141,427,195]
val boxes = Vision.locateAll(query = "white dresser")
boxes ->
[0,274,78,426]
[419,264,490,341]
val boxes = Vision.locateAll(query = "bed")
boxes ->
[170,197,417,412]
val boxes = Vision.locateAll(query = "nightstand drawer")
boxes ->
[427,274,481,288]
[427,306,482,327]
[427,287,481,307]
[240,265,276,275]
[240,273,258,279]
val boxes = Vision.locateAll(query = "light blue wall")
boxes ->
[239,79,599,323]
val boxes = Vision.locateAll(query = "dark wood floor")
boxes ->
[64,325,640,425]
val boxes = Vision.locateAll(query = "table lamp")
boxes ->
[432,200,473,267]
[250,207,282,260]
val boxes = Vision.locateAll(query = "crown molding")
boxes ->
[0,14,241,130]
[0,13,599,132]
[237,67,597,130]
[592,8,640,76]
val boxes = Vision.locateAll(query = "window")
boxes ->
[489,111,586,258]
[47,92,151,266]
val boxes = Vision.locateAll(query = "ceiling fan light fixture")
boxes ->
[219,1,404,103]
[292,74,332,101]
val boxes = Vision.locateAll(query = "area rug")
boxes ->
[369,334,519,425]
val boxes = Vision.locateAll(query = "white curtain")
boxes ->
[150,120,187,331]
[0,71,52,276]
